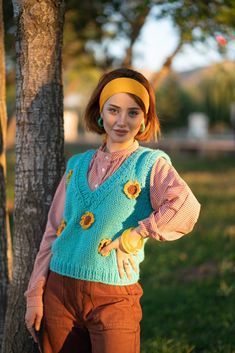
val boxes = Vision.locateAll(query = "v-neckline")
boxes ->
[73,147,142,207]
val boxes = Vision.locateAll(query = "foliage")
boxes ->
[199,63,235,126]
[5,1,235,71]
[2,0,14,64]
[156,61,235,129]
[75,0,235,67]
[3,1,15,119]
[4,1,235,126]
[156,0,235,45]
[156,73,200,130]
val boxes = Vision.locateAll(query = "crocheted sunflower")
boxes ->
[98,239,112,257]
[66,170,73,185]
[80,211,95,229]
[56,219,66,236]
[124,180,141,199]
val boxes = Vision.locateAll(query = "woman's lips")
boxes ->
[113,129,129,135]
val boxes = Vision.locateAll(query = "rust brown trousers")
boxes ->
[42,271,143,353]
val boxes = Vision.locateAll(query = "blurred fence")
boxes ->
[63,135,235,158]
[156,135,235,156]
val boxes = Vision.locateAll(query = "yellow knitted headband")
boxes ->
[99,77,150,113]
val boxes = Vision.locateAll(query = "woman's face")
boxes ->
[101,93,144,150]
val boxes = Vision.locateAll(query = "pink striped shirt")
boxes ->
[25,141,200,307]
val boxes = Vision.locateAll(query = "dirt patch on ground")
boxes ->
[178,261,219,282]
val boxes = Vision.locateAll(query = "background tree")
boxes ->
[2,1,65,352]
[156,73,199,131]
[64,0,235,89]
[0,0,12,349]
[156,61,235,131]
[199,63,235,127]
[150,0,235,87]
[5,1,235,97]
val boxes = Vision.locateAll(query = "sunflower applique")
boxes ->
[98,238,112,257]
[124,180,141,199]
[66,170,73,185]
[56,219,67,236]
[80,211,95,229]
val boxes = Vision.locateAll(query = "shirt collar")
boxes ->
[97,140,139,160]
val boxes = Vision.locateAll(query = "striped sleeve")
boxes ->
[138,157,201,241]
[24,174,66,307]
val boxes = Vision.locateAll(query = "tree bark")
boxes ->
[121,5,151,68]
[2,1,65,352]
[0,0,12,350]
[150,40,184,90]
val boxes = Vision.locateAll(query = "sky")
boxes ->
[123,16,235,73]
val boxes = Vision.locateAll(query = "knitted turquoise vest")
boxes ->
[50,147,171,285]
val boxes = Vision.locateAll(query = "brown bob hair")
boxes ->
[84,68,160,142]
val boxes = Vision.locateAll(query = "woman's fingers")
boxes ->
[25,323,37,342]
[116,249,138,279]
[31,328,38,343]
[123,259,132,280]
[25,306,43,343]
[35,313,42,331]
[129,256,138,273]
[100,236,138,279]
[117,251,125,279]
[100,238,119,255]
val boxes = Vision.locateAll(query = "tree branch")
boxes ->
[150,39,184,90]
[121,5,151,67]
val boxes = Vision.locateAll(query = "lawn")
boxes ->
[5,147,235,353]
[140,154,235,353]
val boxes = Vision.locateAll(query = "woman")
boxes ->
[25,68,200,353]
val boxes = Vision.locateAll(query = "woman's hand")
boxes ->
[100,228,141,279]
[25,305,43,342]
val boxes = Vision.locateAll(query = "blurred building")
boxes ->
[187,113,209,139]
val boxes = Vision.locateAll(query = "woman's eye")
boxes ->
[129,110,138,117]
[108,108,118,114]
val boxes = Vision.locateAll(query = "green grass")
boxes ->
[140,153,235,353]
[5,147,235,352]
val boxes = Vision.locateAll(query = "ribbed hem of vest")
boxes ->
[50,256,140,285]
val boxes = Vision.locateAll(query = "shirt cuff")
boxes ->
[136,223,149,239]
[26,295,43,308]
[138,218,166,241]
[24,280,45,308]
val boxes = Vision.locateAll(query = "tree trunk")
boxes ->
[150,40,184,90]
[121,5,151,68]
[2,1,65,352]
[0,0,12,350]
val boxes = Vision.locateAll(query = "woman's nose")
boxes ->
[117,112,127,125]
